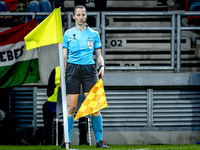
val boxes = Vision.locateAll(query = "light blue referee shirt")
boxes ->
[63,26,102,65]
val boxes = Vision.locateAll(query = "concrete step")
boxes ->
[105,37,191,49]
[64,0,172,11]
[104,53,199,60]
[105,60,200,66]
[106,16,171,27]
[104,60,200,72]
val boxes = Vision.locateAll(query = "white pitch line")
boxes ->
[136,147,200,150]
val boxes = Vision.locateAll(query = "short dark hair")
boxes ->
[73,5,86,15]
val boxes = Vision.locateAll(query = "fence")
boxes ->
[1,11,200,72]
[67,11,200,72]
[177,12,200,72]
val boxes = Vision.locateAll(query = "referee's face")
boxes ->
[73,8,87,26]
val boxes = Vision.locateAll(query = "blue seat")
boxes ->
[40,0,53,12]
[0,1,10,27]
[39,0,53,20]
[189,0,200,11]
[26,0,43,24]
[0,1,9,12]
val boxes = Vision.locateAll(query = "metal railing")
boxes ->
[101,11,176,71]
[0,12,65,19]
[1,11,200,72]
[101,11,200,72]
[177,12,200,72]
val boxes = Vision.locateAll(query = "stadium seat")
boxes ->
[52,87,63,146]
[3,0,18,11]
[53,88,91,146]
[185,0,200,25]
[39,0,53,20]
[0,1,8,12]
[40,0,52,12]
[26,0,43,24]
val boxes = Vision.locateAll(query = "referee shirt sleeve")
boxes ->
[63,31,69,49]
[94,32,102,49]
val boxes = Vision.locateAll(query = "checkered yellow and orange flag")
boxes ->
[74,78,108,120]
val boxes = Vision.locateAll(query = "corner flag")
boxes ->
[24,7,63,50]
[74,78,108,120]
[24,7,70,148]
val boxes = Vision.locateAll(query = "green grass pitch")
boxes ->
[1,145,200,150]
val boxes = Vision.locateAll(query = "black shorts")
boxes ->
[65,63,98,94]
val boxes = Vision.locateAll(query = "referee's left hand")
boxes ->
[97,66,104,78]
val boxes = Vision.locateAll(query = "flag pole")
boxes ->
[58,43,69,149]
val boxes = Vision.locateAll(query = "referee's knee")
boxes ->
[68,107,76,116]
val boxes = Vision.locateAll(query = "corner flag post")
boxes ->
[58,43,69,149]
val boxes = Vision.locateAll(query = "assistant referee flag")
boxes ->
[74,78,108,120]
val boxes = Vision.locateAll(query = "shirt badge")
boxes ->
[87,41,93,50]
[73,34,76,39]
